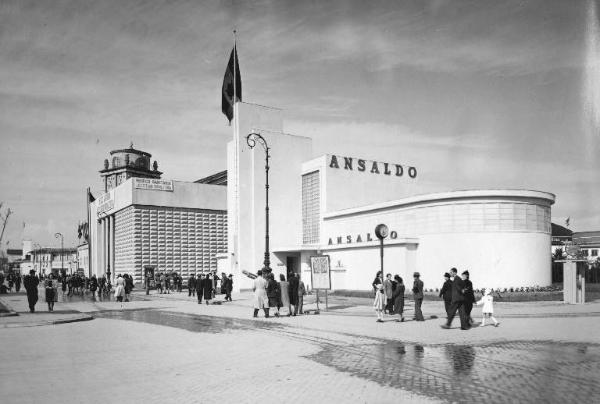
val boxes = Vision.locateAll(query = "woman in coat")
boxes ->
[392,275,405,322]
[89,275,98,299]
[44,274,56,312]
[252,270,269,318]
[202,273,213,305]
[372,271,385,322]
[278,274,291,316]
[266,273,281,316]
[114,274,125,309]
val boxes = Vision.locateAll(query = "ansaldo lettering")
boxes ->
[328,155,417,178]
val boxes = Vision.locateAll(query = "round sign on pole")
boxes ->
[375,223,389,240]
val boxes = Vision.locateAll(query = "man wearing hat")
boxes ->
[412,272,425,321]
[23,270,39,313]
[441,267,469,330]
[439,272,453,319]
[224,274,233,302]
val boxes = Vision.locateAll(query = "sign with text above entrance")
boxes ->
[134,178,174,191]
[310,255,331,290]
[96,190,115,217]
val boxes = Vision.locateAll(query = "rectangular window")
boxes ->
[592,249,598,257]
[302,171,320,244]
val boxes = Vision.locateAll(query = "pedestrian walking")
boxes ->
[44,275,57,312]
[162,274,171,295]
[462,270,475,326]
[224,274,233,301]
[211,271,219,299]
[392,275,405,322]
[476,288,499,327]
[279,274,291,316]
[115,274,125,309]
[288,272,299,316]
[23,270,39,313]
[203,273,214,305]
[266,273,280,316]
[296,273,306,315]
[412,272,425,321]
[383,273,394,314]
[158,273,165,294]
[89,275,98,299]
[439,272,453,319]
[177,273,183,292]
[15,275,21,293]
[195,274,204,304]
[441,267,470,330]
[372,271,385,322]
[124,274,134,302]
[252,270,269,318]
[188,274,196,297]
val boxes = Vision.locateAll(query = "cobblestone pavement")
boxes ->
[2,290,600,403]
[92,309,600,404]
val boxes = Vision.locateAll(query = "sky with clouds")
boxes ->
[1,0,599,249]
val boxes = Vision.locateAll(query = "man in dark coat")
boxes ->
[442,267,469,330]
[439,272,453,318]
[463,270,475,326]
[224,274,233,302]
[288,272,299,316]
[188,274,196,297]
[195,274,204,304]
[203,273,214,305]
[412,272,425,321]
[23,270,39,313]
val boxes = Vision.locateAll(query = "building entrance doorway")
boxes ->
[286,256,299,279]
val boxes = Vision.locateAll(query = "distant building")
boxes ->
[573,231,600,263]
[27,247,77,276]
[551,223,573,256]
[89,145,227,283]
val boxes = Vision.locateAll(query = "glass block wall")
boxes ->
[302,171,320,244]
[114,205,227,283]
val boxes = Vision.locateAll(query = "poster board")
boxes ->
[310,255,331,290]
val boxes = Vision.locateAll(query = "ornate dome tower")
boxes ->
[100,142,162,191]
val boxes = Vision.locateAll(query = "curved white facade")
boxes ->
[321,190,555,290]
[227,103,556,292]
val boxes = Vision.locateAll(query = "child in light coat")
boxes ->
[476,288,499,327]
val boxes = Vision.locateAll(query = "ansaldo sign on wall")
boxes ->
[328,155,417,179]
[133,178,174,191]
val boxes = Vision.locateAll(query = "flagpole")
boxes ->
[233,29,237,109]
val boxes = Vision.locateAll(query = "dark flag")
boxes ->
[88,189,95,204]
[222,46,242,123]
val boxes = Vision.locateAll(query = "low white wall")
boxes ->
[416,232,552,289]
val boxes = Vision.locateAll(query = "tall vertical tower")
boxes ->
[99,143,162,192]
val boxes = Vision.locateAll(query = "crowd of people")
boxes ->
[0,271,22,294]
[15,265,500,329]
[185,271,234,304]
[368,267,500,329]
[251,270,306,318]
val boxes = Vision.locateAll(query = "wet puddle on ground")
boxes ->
[92,309,600,403]
[94,309,285,334]
[309,339,600,403]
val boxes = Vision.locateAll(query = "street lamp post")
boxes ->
[246,132,271,272]
[54,232,63,276]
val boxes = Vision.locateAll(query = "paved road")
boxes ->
[1,290,599,403]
